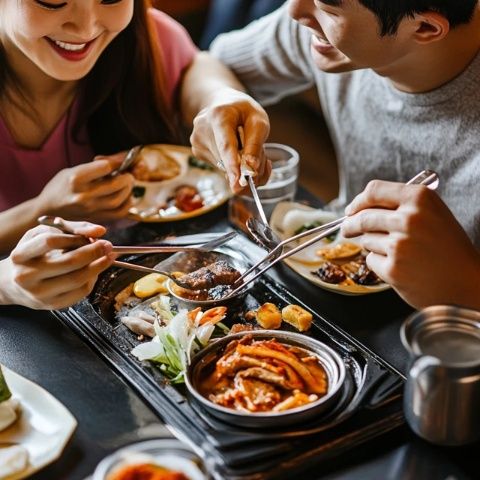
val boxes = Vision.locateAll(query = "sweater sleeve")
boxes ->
[209,5,315,106]
[148,9,199,103]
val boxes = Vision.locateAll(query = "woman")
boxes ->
[0,0,270,308]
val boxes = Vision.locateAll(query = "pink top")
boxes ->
[0,9,198,211]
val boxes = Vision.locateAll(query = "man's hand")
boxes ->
[190,87,271,193]
[341,180,480,309]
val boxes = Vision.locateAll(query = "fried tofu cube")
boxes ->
[256,302,282,329]
[281,304,313,332]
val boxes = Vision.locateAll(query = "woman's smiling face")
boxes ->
[0,0,134,81]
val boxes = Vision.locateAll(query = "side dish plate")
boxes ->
[0,368,77,480]
[128,144,230,222]
[270,202,390,296]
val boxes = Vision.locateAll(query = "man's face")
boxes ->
[288,0,415,75]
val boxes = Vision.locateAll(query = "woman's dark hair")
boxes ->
[322,0,478,36]
[0,0,181,154]
[81,0,180,153]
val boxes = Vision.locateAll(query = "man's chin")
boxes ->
[310,45,356,73]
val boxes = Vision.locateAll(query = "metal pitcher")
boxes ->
[401,305,480,446]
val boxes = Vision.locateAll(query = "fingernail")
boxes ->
[244,154,259,170]
[345,204,353,215]
[102,241,113,255]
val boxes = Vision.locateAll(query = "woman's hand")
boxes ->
[0,221,115,310]
[37,152,134,221]
[341,180,480,309]
[190,87,271,193]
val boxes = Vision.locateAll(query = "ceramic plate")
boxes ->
[270,202,390,296]
[128,144,230,222]
[0,368,77,479]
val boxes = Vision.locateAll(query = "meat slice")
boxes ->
[236,367,295,390]
[216,352,304,390]
[179,261,241,290]
[236,343,328,394]
[312,262,346,284]
[233,376,281,411]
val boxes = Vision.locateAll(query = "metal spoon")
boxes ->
[108,145,142,178]
[236,127,283,251]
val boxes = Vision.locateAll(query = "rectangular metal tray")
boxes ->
[54,236,405,480]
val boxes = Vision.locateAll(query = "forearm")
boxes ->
[0,258,15,305]
[0,198,42,254]
[180,52,246,126]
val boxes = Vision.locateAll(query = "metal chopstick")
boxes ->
[226,170,439,297]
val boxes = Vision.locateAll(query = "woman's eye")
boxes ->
[101,0,124,4]
[35,0,67,9]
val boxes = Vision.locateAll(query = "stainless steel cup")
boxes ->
[401,305,480,445]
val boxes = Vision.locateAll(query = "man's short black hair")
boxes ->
[322,0,478,35]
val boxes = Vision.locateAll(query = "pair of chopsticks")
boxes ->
[223,170,439,299]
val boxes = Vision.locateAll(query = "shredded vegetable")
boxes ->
[131,301,228,383]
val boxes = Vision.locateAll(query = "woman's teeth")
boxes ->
[52,39,87,51]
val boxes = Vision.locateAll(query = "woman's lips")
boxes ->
[46,37,96,61]
[311,34,334,54]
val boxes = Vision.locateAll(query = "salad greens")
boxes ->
[131,297,227,383]
[294,221,337,242]
[188,155,214,171]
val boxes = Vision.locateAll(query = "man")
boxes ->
[191,0,480,310]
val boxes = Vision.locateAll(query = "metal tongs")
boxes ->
[37,215,237,279]
[222,170,440,299]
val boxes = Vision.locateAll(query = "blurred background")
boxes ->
[155,0,339,203]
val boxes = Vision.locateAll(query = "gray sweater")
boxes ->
[211,6,480,248]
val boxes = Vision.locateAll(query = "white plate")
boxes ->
[128,144,230,222]
[271,202,390,296]
[0,368,77,479]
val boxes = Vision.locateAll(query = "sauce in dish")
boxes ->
[198,335,328,413]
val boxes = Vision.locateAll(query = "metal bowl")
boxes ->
[185,330,346,428]
[93,438,209,480]
[163,249,250,308]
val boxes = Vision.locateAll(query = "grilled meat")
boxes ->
[180,260,241,290]
[312,262,346,284]
[348,262,380,285]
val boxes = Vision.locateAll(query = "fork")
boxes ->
[223,170,439,299]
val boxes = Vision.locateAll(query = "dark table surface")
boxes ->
[0,196,477,480]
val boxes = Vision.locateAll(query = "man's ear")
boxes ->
[412,11,450,44]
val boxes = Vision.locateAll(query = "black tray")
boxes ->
[54,236,405,480]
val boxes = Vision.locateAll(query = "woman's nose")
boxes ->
[62,6,100,39]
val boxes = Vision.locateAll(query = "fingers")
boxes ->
[13,239,113,285]
[26,255,114,309]
[70,159,115,187]
[342,209,406,237]
[364,252,389,283]
[11,228,90,262]
[345,180,416,215]
[242,110,269,159]
[212,121,242,189]
[58,219,106,238]
[94,151,126,169]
